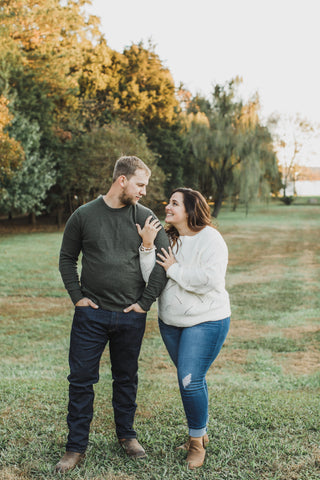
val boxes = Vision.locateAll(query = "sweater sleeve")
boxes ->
[59,211,84,305]
[137,225,169,311]
[166,232,228,295]
[139,248,156,283]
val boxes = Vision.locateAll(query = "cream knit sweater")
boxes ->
[139,226,231,327]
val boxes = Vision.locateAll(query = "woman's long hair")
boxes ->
[165,188,214,247]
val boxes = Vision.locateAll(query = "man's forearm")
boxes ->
[59,252,83,304]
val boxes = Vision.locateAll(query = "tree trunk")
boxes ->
[210,166,227,218]
[28,212,36,225]
[212,194,223,218]
[212,176,225,218]
[232,196,239,212]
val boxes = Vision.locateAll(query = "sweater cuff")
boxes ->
[139,243,156,253]
[166,262,179,279]
[69,289,84,305]
[137,299,152,312]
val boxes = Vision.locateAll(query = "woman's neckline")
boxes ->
[179,226,207,238]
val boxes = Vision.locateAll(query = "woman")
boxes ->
[138,188,231,470]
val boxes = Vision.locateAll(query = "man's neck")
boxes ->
[103,193,126,209]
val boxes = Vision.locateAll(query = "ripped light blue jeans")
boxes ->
[159,317,230,437]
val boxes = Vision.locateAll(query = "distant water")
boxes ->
[282,181,320,196]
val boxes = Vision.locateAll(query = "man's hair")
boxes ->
[112,156,151,182]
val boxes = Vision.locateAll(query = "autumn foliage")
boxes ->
[0,0,280,221]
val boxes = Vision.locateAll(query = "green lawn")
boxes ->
[0,204,319,480]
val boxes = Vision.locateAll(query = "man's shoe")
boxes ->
[54,451,85,473]
[119,438,147,458]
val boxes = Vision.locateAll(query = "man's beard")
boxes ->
[119,191,138,206]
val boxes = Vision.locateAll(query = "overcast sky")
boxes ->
[85,0,320,167]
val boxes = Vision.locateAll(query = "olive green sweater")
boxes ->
[59,196,169,312]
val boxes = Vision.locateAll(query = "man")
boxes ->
[55,156,169,473]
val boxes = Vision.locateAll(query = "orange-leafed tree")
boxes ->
[0,0,100,105]
[0,96,24,186]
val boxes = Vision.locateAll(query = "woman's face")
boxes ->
[165,192,188,228]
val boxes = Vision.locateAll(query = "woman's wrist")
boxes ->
[142,241,154,249]
[139,243,156,252]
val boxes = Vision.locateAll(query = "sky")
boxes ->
[85,0,320,168]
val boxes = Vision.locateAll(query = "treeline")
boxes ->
[0,0,281,223]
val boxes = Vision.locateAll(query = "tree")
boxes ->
[144,122,186,195]
[0,0,105,143]
[55,120,166,216]
[0,0,104,219]
[76,38,118,129]
[0,0,100,101]
[228,124,280,214]
[184,111,211,190]
[185,80,280,217]
[119,44,185,194]
[272,114,317,203]
[78,41,186,194]
[186,81,244,216]
[0,95,24,188]
[0,114,56,222]
[115,43,180,127]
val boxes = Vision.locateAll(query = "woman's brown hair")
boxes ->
[165,188,214,247]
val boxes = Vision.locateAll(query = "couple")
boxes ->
[56,155,231,473]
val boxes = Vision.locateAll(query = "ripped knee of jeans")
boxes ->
[182,373,192,388]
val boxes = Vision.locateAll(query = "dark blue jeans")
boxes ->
[159,317,230,437]
[66,306,146,453]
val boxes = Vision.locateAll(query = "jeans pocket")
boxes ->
[74,306,100,324]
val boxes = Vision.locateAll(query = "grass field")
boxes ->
[0,203,319,480]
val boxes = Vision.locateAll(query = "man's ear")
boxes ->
[118,175,127,188]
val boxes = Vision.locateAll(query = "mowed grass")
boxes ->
[0,203,319,480]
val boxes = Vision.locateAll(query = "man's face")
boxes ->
[119,169,150,206]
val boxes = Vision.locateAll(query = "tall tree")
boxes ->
[78,41,186,194]
[186,80,280,217]
[115,43,180,127]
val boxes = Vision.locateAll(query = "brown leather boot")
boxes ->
[119,438,147,458]
[186,436,207,469]
[176,433,209,451]
[54,451,85,473]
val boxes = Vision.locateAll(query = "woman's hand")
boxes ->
[156,246,176,271]
[136,215,162,248]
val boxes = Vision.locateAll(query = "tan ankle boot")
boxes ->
[186,436,207,469]
[176,433,209,451]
